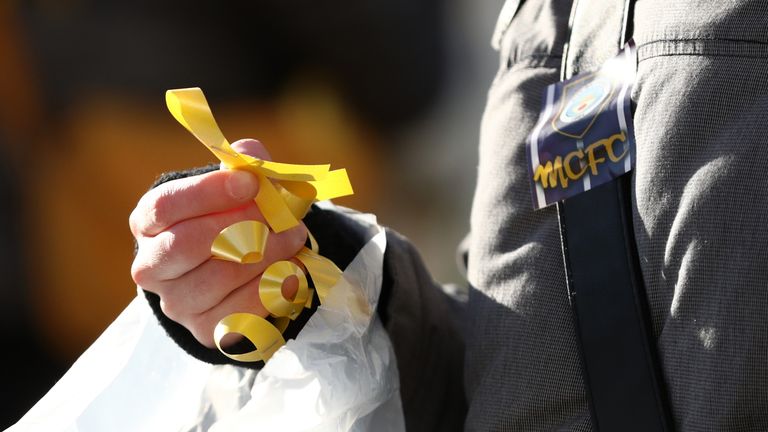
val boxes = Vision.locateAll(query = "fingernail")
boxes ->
[226,170,258,200]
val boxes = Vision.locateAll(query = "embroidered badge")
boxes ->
[527,42,637,209]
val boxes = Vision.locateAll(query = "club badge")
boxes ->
[526,42,637,209]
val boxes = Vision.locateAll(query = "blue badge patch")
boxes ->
[527,42,637,209]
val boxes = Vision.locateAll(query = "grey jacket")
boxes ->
[381,0,768,430]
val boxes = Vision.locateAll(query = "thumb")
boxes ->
[225,139,272,167]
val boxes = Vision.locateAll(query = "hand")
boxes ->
[130,139,307,348]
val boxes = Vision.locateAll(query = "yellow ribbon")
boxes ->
[213,313,285,363]
[295,248,343,300]
[166,87,348,362]
[166,88,353,233]
[258,260,311,320]
[211,220,269,264]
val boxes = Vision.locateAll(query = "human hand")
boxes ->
[130,139,308,348]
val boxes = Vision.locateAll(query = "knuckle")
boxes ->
[128,207,142,237]
[131,234,176,284]
[230,138,271,160]
[130,247,159,286]
[148,189,174,232]
[156,230,179,256]
[130,259,149,286]
[130,192,162,237]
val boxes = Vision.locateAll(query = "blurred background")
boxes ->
[0,0,503,427]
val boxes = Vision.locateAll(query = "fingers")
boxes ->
[134,201,306,281]
[190,269,301,348]
[133,201,263,281]
[130,169,260,238]
[129,139,270,238]
[179,277,267,348]
[137,222,306,315]
[230,138,272,161]
[146,259,262,317]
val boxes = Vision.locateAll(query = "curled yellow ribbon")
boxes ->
[211,220,269,264]
[295,248,343,300]
[166,87,349,362]
[211,247,341,362]
[259,260,310,320]
[214,313,285,363]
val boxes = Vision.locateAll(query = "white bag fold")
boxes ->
[9,218,404,432]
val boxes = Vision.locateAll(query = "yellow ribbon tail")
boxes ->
[214,313,286,362]
[311,168,353,201]
[255,174,302,233]
[165,88,247,168]
[278,180,317,220]
[296,247,343,301]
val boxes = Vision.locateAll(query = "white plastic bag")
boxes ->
[9,220,404,432]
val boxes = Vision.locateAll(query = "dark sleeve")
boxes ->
[140,167,468,430]
[381,228,467,431]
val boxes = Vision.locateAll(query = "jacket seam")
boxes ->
[638,38,768,62]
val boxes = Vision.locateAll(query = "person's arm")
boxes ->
[130,138,467,429]
[379,228,468,431]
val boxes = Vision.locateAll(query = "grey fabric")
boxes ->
[466,1,588,430]
[632,5,768,428]
[463,0,768,430]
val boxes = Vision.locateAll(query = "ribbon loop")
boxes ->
[259,261,311,320]
[214,313,286,362]
[211,220,269,264]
